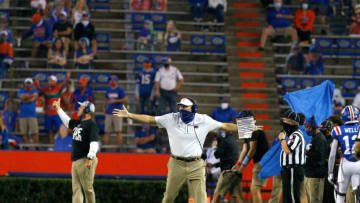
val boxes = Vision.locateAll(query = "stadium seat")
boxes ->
[0,92,8,110]
[33,72,49,82]
[152,54,167,65]
[342,79,358,97]
[190,35,206,53]
[96,33,110,51]
[354,39,360,49]
[92,5,110,10]
[134,54,152,64]
[77,73,93,83]
[131,13,149,30]
[336,39,353,49]
[210,35,226,54]
[281,78,297,89]
[95,73,111,91]
[53,72,67,82]
[315,38,333,49]
[353,59,360,76]
[300,78,316,89]
[151,13,167,31]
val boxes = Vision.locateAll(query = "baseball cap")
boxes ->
[24,78,33,84]
[79,76,89,84]
[162,56,172,63]
[110,75,119,81]
[49,75,57,83]
[78,101,95,113]
[31,13,42,23]
[177,98,194,106]
[60,11,67,17]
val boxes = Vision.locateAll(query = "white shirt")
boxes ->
[353,93,360,109]
[154,65,183,91]
[155,112,222,157]
[208,0,227,11]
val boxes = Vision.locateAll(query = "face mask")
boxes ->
[274,2,282,9]
[302,4,308,10]
[221,103,229,110]
[281,121,298,135]
[180,109,195,124]
[164,64,170,68]
[82,20,89,27]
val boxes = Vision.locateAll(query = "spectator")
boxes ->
[104,75,128,145]
[31,0,47,12]
[50,0,68,24]
[74,12,97,58]
[333,102,343,116]
[189,0,208,22]
[138,20,157,51]
[19,13,52,59]
[295,1,315,44]
[54,125,72,151]
[0,16,13,46]
[155,57,184,115]
[130,0,151,10]
[164,20,181,52]
[71,76,95,119]
[0,115,9,149]
[304,45,324,75]
[205,139,221,182]
[309,0,329,34]
[328,2,348,35]
[47,38,67,69]
[18,78,39,145]
[134,124,156,153]
[75,37,93,69]
[259,0,297,51]
[135,59,157,114]
[151,0,167,11]
[333,88,345,107]
[61,81,74,112]
[285,42,306,74]
[2,99,18,133]
[0,31,14,79]
[350,9,360,35]
[72,0,89,27]
[304,117,328,203]
[208,0,227,23]
[52,11,72,54]
[352,92,360,110]
[211,100,237,123]
[35,74,70,144]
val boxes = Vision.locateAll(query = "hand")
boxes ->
[212,140,217,147]
[278,131,286,140]
[172,87,179,92]
[354,142,360,160]
[113,105,130,118]
[253,125,263,131]
[85,159,92,169]
[231,164,239,172]
[108,99,115,104]
[53,98,61,110]
[276,14,283,18]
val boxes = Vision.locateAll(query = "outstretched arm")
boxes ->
[220,123,263,133]
[113,105,156,124]
[53,99,71,128]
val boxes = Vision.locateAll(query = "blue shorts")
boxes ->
[45,115,62,132]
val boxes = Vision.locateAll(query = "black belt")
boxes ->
[283,165,304,169]
[171,155,201,162]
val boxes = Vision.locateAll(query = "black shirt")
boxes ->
[74,23,95,41]
[53,22,73,38]
[305,132,328,178]
[245,130,269,163]
[214,134,239,171]
[69,119,99,161]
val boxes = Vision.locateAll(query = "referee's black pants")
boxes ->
[281,166,304,203]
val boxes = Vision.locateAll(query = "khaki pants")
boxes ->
[268,175,282,203]
[72,158,98,203]
[304,177,324,203]
[162,157,206,203]
[214,170,243,197]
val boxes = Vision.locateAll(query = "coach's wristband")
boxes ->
[236,161,242,166]
[242,155,251,167]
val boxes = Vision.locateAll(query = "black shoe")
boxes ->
[257,47,264,51]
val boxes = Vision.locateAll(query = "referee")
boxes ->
[279,110,305,203]
[54,99,99,203]
[113,98,240,203]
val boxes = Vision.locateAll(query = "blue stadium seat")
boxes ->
[281,78,297,89]
[315,38,333,49]
[300,78,316,89]
[0,92,8,111]
[54,72,67,82]
[353,60,360,76]
[95,73,111,84]
[0,10,9,20]
[131,13,149,30]
[93,5,110,10]
[134,54,152,64]
[96,33,110,51]
[210,35,226,54]
[95,115,105,133]
[190,35,206,53]
[77,73,93,83]
[33,72,49,82]
[354,39,360,49]
[151,13,167,24]
[336,39,353,49]
[152,54,167,65]
[342,79,358,97]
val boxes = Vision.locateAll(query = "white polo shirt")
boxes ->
[154,65,183,91]
[155,112,222,157]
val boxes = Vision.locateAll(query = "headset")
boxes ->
[186,97,198,113]
[83,101,95,114]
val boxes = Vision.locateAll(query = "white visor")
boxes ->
[177,98,193,106]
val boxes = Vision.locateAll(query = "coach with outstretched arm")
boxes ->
[113,98,240,203]
[54,99,100,203]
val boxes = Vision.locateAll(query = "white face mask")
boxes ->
[221,103,229,110]
[82,20,89,26]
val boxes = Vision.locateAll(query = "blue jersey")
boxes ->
[135,68,157,98]
[332,123,359,162]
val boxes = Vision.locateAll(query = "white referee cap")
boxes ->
[177,98,193,106]
[24,78,33,84]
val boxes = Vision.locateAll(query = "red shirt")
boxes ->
[350,23,360,35]
[295,9,315,31]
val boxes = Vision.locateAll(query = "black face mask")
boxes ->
[164,64,169,68]
[281,121,299,135]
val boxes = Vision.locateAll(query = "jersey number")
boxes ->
[141,74,151,85]
[343,135,357,155]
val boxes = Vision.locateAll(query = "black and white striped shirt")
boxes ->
[280,129,305,167]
